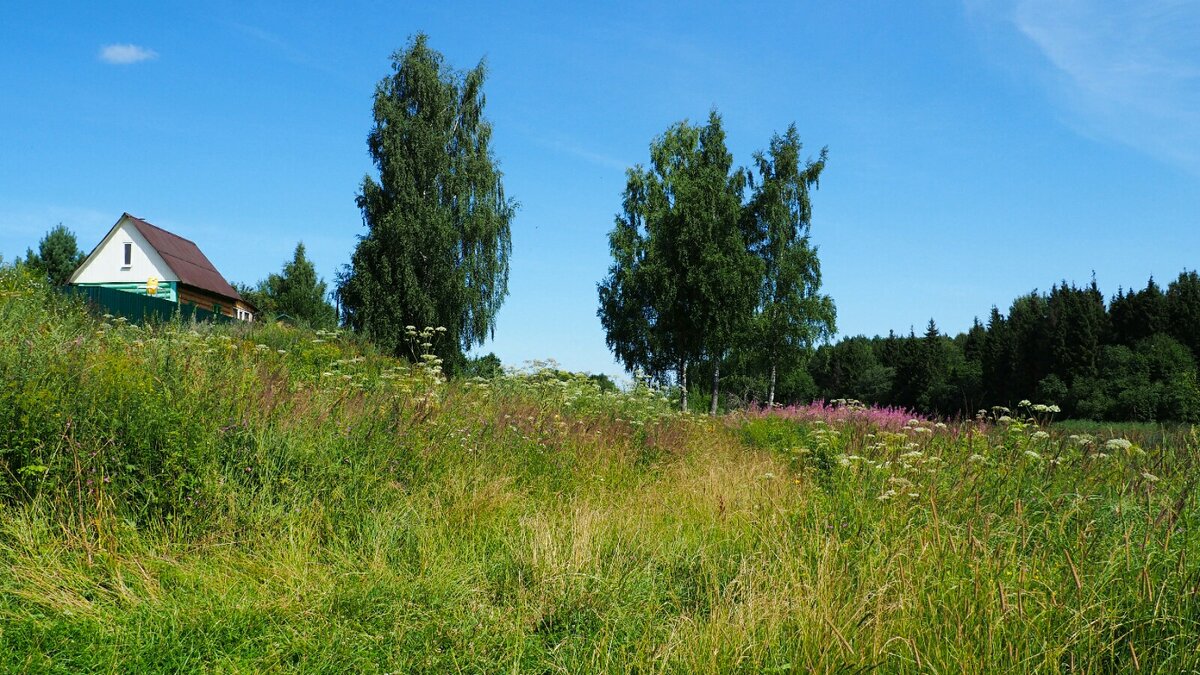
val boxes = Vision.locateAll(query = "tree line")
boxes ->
[805,274,1200,422]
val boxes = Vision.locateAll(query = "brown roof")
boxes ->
[123,213,246,305]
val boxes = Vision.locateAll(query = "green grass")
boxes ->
[2,266,1200,672]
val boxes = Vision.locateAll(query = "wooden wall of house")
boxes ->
[178,285,235,318]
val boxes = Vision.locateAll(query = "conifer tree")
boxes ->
[267,243,337,328]
[24,223,84,286]
[1166,270,1200,360]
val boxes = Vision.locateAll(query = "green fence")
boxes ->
[62,285,232,325]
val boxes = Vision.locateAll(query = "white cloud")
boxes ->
[975,0,1200,174]
[98,43,158,65]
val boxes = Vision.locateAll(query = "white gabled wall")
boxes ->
[71,217,179,285]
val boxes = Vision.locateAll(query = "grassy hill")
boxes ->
[2,266,1199,672]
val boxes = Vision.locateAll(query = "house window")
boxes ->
[122,242,132,267]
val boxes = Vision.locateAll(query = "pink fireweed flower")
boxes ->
[747,399,932,432]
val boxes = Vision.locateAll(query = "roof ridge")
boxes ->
[122,212,200,246]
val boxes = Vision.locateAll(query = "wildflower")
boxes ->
[1104,438,1132,452]
[934,422,948,430]
[276,349,286,355]
[878,489,897,501]
[1031,431,1050,440]
[1142,472,1159,482]
[968,454,987,463]
[1024,450,1042,461]
[1018,399,1031,407]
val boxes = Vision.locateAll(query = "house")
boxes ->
[69,213,256,321]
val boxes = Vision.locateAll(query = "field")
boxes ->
[2,267,1199,673]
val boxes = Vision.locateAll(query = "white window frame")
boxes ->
[122,242,132,269]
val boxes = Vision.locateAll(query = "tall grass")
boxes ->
[2,266,1199,672]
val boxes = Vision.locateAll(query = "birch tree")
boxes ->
[339,34,515,367]
[598,111,759,413]
[747,126,835,406]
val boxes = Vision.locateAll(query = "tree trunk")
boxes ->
[679,360,688,412]
[768,362,777,408]
[709,360,720,416]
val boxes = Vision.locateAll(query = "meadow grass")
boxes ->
[2,267,1199,673]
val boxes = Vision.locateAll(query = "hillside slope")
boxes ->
[2,267,1198,673]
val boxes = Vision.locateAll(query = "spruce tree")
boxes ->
[25,223,84,286]
[266,243,337,328]
[1166,271,1200,361]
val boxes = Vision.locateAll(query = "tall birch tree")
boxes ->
[598,111,760,413]
[339,34,515,367]
[747,126,836,406]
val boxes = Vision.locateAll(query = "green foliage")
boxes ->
[4,265,1200,671]
[600,114,834,413]
[1166,270,1200,358]
[339,33,515,365]
[238,243,337,328]
[746,126,835,406]
[600,113,757,392]
[461,351,503,379]
[812,273,1200,422]
[23,223,85,286]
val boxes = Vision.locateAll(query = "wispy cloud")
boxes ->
[228,21,344,80]
[523,131,629,173]
[98,43,158,65]
[545,138,630,172]
[977,0,1200,173]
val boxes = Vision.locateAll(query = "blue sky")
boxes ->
[3,1,1198,378]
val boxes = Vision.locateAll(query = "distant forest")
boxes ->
[782,271,1200,422]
